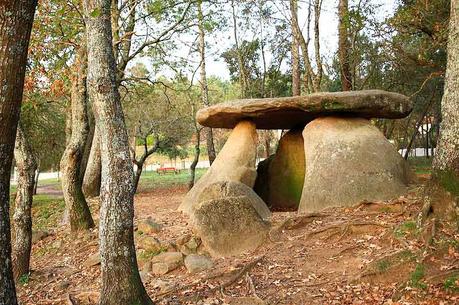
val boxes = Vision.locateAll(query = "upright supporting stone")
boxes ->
[254,128,305,210]
[299,117,410,212]
[179,120,258,214]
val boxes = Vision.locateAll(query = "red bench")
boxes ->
[156,167,180,175]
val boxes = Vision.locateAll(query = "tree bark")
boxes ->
[33,166,40,195]
[82,127,102,197]
[83,0,153,304]
[291,0,322,93]
[338,0,353,91]
[290,0,301,96]
[12,125,37,280]
[60,43,95,231]
[189,130,201,190]
[231,0,249,98]
[312,0,323,91]
[132,139,160,194]
[0,1,37,304]
[432,1,459,178]
[197,0,216,165]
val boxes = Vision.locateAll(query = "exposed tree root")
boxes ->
[307,221,390,239]
[66,293,77,305]
[218,255,265,291]
[425,268,459,283]
[154,255,265,300]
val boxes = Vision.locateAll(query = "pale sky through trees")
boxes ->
[131,0,396,81]
[200,0,396,80]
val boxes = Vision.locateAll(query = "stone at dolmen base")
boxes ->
[179,120,258,214]
[299,117,410,213]
[197,90,412,129]
[254,128,305,210]
[193,181,271,257]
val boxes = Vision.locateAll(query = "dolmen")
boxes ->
[179,90,413,257]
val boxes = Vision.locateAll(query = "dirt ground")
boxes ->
[17,181,459,305]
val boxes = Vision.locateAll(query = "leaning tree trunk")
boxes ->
[60,43,95,231]
[189,129,201,190]
[82,127,102,197]
[83,0,153,304]
[432,2,459,181]
[12,125,37,280]
[0,1,37,304]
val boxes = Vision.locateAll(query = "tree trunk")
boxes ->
[231,0,249,98]
[133,162,143,194]
[60,43,95,231]
[312,0,323,91]
[338,0,353,91]
[189,130,201,190]
[81,114,95,181]
[404,97,435,160]
[0,1,37,304]
[197,0,216,165]
[432,2,459,180]
[82,127,102,197]
[83,1,153,304]
[290,0,301,96]
[12,125,37,280]
[33,167,40,195]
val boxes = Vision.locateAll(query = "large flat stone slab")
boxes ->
[197,90,412,129]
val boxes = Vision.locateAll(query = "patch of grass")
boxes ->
[32,195,65,230]
[379,206,392,213]
[399,249,416,261]
[376,259,390,273]
[438,238,459,248]
[408,157,432,175]
[394,220,418,238]
[18,273,30,286]
[443,275,459,292]
[137,168,207,191]
[409,264,427,289]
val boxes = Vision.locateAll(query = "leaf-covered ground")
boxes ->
[15,172,459,305]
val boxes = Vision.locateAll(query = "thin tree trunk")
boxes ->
[258,1,267,98]
[264,134,271,158]
[0,1,37,304]
[291,0,322,93]
[60,43,95,231]
[432,2,459,178]
[189,130,201,190]
[312,0,323,91]
[83,1,153,304]
[82,127,102,197]
[338,0,353,91]
[81,114,95,181]
[404,97,435,160]
[290,0,301,96]
[12,125,37,280]
[231,0,249,98]
[133,162,143,194]
[197,0,216,165]
[33,167,40,195]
